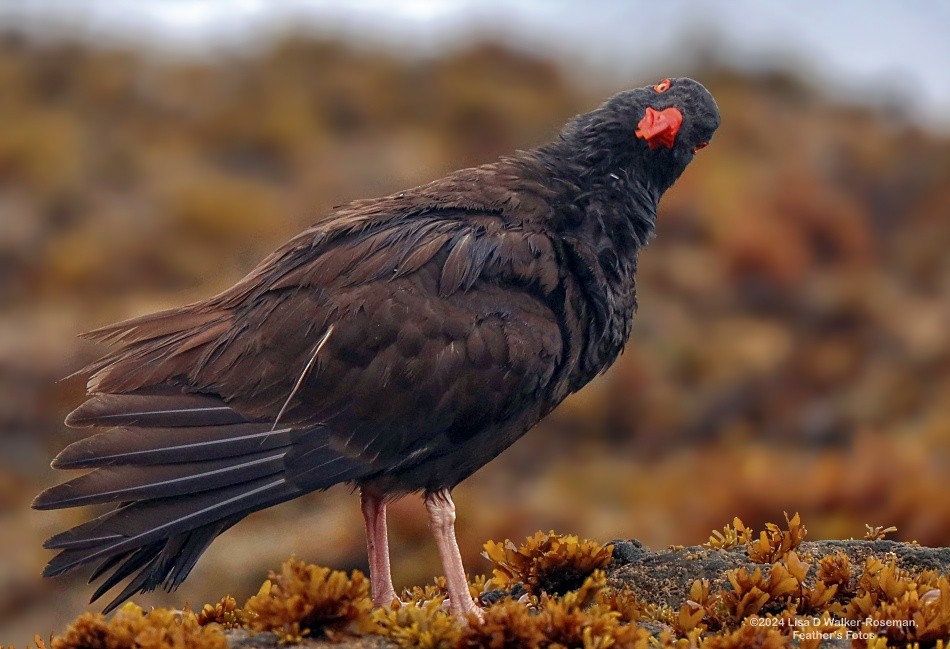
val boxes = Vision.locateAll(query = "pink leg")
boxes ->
[424,489,482,620]
[360,489,398,607]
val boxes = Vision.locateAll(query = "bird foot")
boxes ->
[372,591,403,609]
[441,596,484,622]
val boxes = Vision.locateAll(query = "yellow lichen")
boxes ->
[705,513,805,565]
[196,595,245,629]
[243,558,373,643]
[676,579,718,634]
[707,518,752,551]
[455,600,547,649]
[815,552,852,593]
[400,575,449,605]
[721,564,795,619]
[483,531,614,595]
[467,574,490,601]
[746,512,806,564]
[596,586,653,624]
[697,620,790,649]
[371,597,461,649]
[458,572,652,649]
[864,524,899,541]
[841,557,950,645]
[688,517,950,645]
[51,603,226,649]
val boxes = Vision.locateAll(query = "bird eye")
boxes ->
[654,79,671,93]
[693,141,708,153]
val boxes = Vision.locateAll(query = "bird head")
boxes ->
[559,77,721,195]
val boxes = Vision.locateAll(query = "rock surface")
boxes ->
[607,538,950,610]
[226,629,396,649]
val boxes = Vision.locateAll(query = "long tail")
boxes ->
[35,389,363,612]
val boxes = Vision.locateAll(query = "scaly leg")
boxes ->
[360,489,399,607]
[424,488,483,620]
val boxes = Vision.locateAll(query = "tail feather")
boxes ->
[89,550,131,583]
[42,475,295,575]
[88,519,235,612]
[44,313,371,612]
[39,419,369,611]
[90,544,161,603]
[66,392,245,429]
[158,519,235,591]
[52,424,295,469]
[47,529,126,551]
[99,551,166,613]
[34,449,289,509]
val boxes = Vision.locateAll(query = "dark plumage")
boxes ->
[37,77,720,615]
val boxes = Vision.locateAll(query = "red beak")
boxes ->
[635,107,683,149]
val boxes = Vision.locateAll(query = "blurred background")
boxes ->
[1,0,949,641]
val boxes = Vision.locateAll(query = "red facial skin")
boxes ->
[635,106,683,149]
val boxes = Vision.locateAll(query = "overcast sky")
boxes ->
[3,0,949,130]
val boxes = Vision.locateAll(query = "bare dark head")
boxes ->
[558,77,721,194]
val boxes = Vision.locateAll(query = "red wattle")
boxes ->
[635,107,683,149]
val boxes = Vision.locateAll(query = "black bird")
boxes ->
[36,77,720,617]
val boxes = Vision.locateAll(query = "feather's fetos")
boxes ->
[40,78,720,610]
